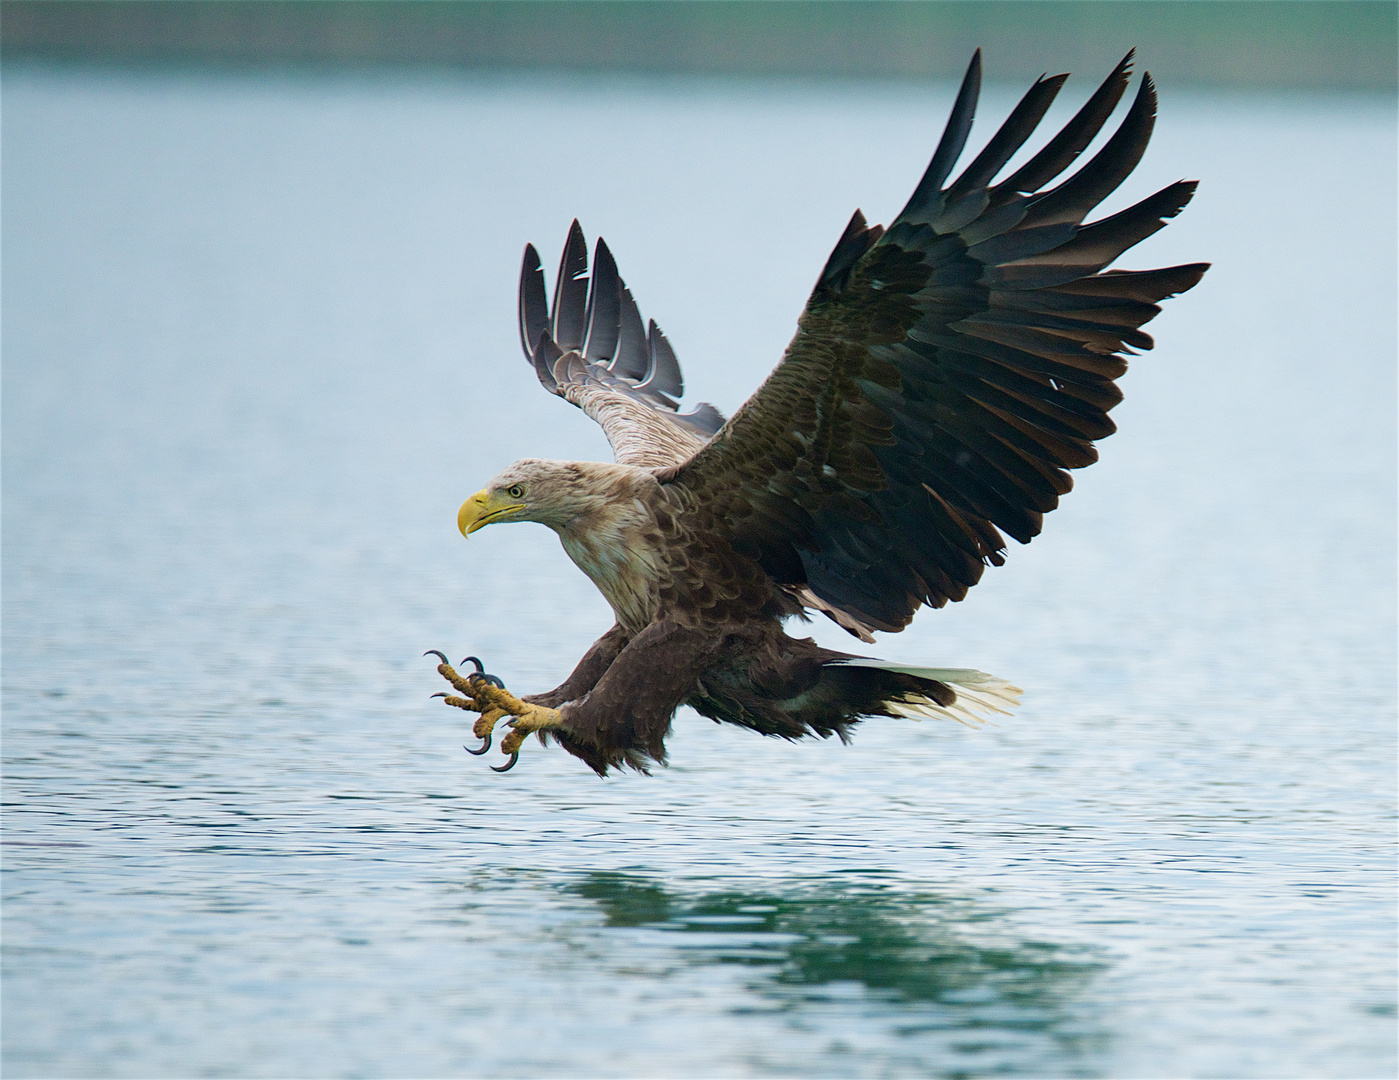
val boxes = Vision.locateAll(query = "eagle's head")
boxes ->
[457,459,629,536]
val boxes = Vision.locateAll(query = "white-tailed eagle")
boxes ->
[429,51,1206,775]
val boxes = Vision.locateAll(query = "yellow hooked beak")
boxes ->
[457,488,526,537]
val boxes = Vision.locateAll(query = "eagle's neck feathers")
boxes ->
[550,463,668,634]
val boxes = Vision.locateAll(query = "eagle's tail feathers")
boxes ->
[829,659,1023,728]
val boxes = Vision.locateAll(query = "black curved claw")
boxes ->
[430,691,447,699]
[424,650,450,665]
[490,751,520,773]
[464,734,493,756]
[459,656,505,688]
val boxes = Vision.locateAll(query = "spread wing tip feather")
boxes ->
[515,222,724,467]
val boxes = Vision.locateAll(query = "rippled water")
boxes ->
[3,66,1395,1078]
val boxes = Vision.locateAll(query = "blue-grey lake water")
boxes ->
[3,64,1396,1078]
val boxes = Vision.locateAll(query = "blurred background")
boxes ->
[4,0,1395,89]
[4,3,1396,1078]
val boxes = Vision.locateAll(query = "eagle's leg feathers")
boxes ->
[543,620,725,776]
[427,653,563,770]
[520,624,631,709]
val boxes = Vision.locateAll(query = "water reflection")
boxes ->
[569,872,1108,1061]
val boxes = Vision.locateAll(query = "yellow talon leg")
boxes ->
[474,706,508,741]
[498,704,564,756]
[427,651,562,770]
[474,681,563,762]
[428,654,501,754]
[433,660,483,699]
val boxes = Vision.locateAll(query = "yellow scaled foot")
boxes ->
[426,652,564,772]
[497,699,564,756]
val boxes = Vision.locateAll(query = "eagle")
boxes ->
[429,51,1207,775]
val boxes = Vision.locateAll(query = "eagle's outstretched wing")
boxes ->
[517,221,725,469]
[663,50,1208,636]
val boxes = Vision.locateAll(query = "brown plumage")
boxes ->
[442,51,1207,776]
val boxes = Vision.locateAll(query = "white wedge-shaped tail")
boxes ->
[830,659,1023,728]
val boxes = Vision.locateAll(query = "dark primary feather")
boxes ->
[639,320,683,401]
[900,49,982,223]
[665,52,1207,635]
[518,244,549,361]
[582,238,622,363]
[613,279,650,381]
[1015,74,1158,232]
[942,71,1067,201]
[550,220,589,351]
[994,50,1133,198]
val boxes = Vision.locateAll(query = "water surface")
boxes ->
[3,66,1395,1078]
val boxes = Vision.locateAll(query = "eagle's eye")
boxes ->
[507,484,526,499]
